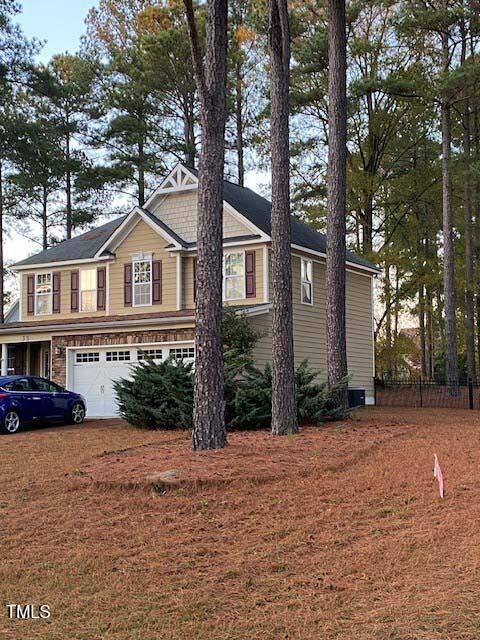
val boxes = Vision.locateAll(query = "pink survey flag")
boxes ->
[433,454,444,499]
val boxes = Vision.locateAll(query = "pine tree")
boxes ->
[326,0,348,408]
[184,0,229,450]
[269,0,297,436]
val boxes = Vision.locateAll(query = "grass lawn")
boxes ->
[1,407,480,639]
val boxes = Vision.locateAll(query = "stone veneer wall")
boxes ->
[52,328,195,386]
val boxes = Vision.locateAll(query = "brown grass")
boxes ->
[1,408,480,639]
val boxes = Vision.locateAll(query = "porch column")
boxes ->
[176,253,183,311]
[1,343,7,376]
[25,343,31,375]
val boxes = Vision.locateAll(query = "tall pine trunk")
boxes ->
[424,232,434,380]
[42,185,48,250]
[440,31,458,386]
[183,94,196,167]
[138,137,145,207]
[185,0,228,450]
[65,123,73,240]
[461,23,476,383]
[235,59,244,186]
[269,0,297,436]
[0,162,4,324]
[326,0,348,407]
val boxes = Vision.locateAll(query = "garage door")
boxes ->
[69,344,195,418]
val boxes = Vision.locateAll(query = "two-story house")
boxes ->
[0,163,379,417]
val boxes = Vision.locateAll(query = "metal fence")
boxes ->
[374,377,479,409]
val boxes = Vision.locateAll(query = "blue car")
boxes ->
[0,376,86,435]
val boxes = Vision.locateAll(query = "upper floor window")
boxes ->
[133,259,152,306]
[80,269,97,312]
[35,273,52,315]
[224,252,245,300]
[301,258,313,305]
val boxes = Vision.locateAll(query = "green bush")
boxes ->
[114,309,349,430]
[113,358,194,430]
[226,359,349,430]
[295,360,350,423]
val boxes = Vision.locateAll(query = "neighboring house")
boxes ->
[0,163,379,416]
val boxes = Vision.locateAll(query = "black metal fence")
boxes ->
[374,377,479,409]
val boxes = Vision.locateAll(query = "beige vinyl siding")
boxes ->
[183,256,195,309]
[21,265,107,322]
[182,246,266,310]
[109,219,177,315]
[345,269,375,394]
[251,252,375,399]
[250,312,272,369]
[150,191,253,242]
[291,253,374,396]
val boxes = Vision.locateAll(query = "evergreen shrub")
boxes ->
[114,309,349,430]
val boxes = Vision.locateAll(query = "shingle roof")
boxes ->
[13,216,127,267]
[188,168,378,271]
[140,208,189,248]
[12,167,378,272]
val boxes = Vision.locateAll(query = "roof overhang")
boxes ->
[13,255,113,272]
[290,244,380,276]
[0,313,196,335]
[94,206,186,257]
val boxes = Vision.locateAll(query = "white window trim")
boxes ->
[300,258,313,306]
[34,271,53,316]
[80,268,98,313]
[223,250,246,301]
[132,256,153,307]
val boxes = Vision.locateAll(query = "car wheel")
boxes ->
[71,402,85,425]
[1,410,21,435]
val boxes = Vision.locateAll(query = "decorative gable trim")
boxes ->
[144,162,271,243]
[144,164,199,210]
[94,206,186,258]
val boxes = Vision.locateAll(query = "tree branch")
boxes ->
[184,0,207,109]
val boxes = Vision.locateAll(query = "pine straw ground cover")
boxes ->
[1,409,480,640]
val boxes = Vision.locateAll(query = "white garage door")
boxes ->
[69,344,195,418]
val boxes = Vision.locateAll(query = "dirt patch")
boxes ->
[1,408,480,640]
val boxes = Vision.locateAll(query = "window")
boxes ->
[133,259,152,306]
[169,347,195,362]
[3,378,34,392]
[301,258,313,305]
[32,378,63,392]
[75,352,100,364]
[106,351,131,362]
[224,252,245,300]
[80,269,97,312]
[35,273,52,315]
[138,348,163,361]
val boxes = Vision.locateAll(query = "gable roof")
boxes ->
[188,167,378,271]
[13,217,127,268]
[12,164,378,273]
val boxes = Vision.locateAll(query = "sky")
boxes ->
[17,0,97,63]
[5,0,267,299]
[5,1,99,281]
